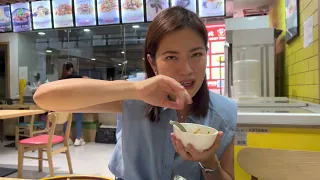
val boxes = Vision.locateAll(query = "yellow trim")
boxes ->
[40,175,114,180]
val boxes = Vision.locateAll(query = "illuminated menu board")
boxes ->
[74,0,97,27]
[0,5,12,32]
[146,0,169,21]
[52,0,74,28]
[31,0,53,30]
[170,0,196,13]
[121,0,144,23]
[97,0,120,25]
[11,2,32,32]
[198,0,225,18]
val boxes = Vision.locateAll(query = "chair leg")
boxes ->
[29,128,35,153]
[65,146,73,174]
[38,148,43,172]
[46,147,54,177]
[15,126,19,150]
[17,144,24,178]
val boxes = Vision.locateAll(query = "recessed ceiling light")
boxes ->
[38,32,45,35]
[46,50,52,53]
[118,63,122,66]
[91,58,96,61]
[132,25,140,28]
[84,29,90,32]
[121,51,125,54]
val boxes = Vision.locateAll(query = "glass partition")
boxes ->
[18,23,149,85]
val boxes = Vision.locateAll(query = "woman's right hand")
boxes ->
[134,75,192,109]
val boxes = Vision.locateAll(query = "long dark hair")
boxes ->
[144,6,209,122]
[60,62,74,80]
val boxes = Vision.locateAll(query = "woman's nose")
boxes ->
[178,60,193,75]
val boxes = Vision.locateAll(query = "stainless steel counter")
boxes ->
[236,97,320,126]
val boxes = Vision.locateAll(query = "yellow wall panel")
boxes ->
[280,0,319,102]
[313,25,319,41]
[309,55,319,71]
[314,10,318,26]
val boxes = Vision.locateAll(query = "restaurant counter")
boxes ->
[234,97,320,180]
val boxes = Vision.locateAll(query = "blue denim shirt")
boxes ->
[109,91,237,180]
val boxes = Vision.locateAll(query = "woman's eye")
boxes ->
[192,52,204,57]
[165,56,178,60]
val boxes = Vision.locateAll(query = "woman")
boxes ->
[60,62,86,146]
[34,7,236,180]
[33,73,42,87]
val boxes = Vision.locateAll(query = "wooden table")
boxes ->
[0,110,46,177]
[0,104,33,109]
[0,110,46,119]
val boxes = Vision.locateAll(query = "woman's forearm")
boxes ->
[34,79,136,111]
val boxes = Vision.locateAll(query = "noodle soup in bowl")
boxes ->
[173,123,218,152]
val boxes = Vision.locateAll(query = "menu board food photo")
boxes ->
[0,5,12,32]
[31,0,53,30]
[198,0,225,18]
[146,0,169,21]
[11,2,32,32]
[52,0,74,28]
[97,0,120,25]
[74,0,97,26]
[170,0,196,13]
[121,0,144,23]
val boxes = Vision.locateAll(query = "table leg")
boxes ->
[19,108,24,123]
[0,120,3,143]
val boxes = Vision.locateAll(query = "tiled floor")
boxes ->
[0,141,115,179]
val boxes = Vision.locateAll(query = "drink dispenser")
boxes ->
[233,59,261,98]
[224,28,280,98]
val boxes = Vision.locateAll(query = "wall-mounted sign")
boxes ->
[97,0,120,25]
[146,0,169,21]
[206,24,226,95]
[52,0,74,28]
[170,0,196,13]
[31,0,53,30]
[74,0,97,27]
[11,2,32,32]
[0,5,12,32]
[198,0,225,18]
[121,0,144,23]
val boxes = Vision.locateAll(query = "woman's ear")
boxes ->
[147,54,158,75]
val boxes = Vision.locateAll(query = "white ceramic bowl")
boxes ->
[173,123,218,152]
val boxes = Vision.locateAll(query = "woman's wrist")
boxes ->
[200,155,220,169]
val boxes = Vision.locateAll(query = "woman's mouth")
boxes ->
[180,80,195,89]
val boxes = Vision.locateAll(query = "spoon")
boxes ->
[169,120,187,132]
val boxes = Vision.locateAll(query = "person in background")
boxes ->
[60,62,85,146]
[33,72,42,87]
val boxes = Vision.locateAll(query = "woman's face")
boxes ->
[150,28,207,97]
[68,67,73,75]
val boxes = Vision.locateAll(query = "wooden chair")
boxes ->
[15,105,47,148]
[17,112,73,178]
[237,147,320,180]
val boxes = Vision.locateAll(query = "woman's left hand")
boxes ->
[171,131,223,168]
